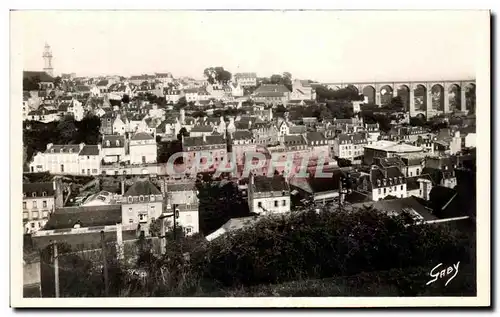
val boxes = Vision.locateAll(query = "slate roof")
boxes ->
[190,125,214,133]
[124,179,161,197]
[288,126,307,135]
[102,135,125,148]
[167,182,196,192]
[23,182,55,198]
[284,135,307,146]
[252,175,289,193]
[44,205,122,230]
[46,145,81,154]
[131,132,154,141]
[232,130,253,140]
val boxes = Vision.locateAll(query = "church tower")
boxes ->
[42,43,54,77]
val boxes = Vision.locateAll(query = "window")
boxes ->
[257,202,262,208]
[82,169,85,174]
[23,202,26,209]
[383,188,386,194]
[400,185,403,191]
[23,212,28,219]
[60,164,64,173]
[274,200,278,207]
[92,169,97,174]
[42,192,46,197]
[32,192,36,197]
[32,201,37,208]
[185,227,193,234]
[129,219,134,224]
[23,193,26,198]
[31,223,35,228]
[378,188,381,194]
[43,201,47,208]
[139,196,144,202]
[32,211,39,219]
[282,200,286,206]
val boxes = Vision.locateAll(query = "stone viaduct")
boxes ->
[322,79,476,117]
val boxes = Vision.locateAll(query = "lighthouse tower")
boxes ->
[42,43,54,77]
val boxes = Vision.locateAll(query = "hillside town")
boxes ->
[22,43,478,298]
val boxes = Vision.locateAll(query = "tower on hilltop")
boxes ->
[42,43,54,77]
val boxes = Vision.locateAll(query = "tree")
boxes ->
[121,94,130,104]
[203,67,232,85]
[53,76,63,89]
[23,75,40,91]
[176,127,189,141]
[56,115,77,143]
[174,97,187,110]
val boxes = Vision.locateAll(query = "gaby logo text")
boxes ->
[426,261,460,286]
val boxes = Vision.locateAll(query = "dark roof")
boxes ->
[23,71,54,82]
[306,132,326,143]
[429,186,457,215]
[78,145,100,156]
[232,130,253,140]
[124,179,161,197]
[23,182,55,197]
[205,135,226,145]
[102,135,125,148]
[370,166,405,188]
[44,205,122,230]
[284,135,307,146]
[252,175,289,193]
[307,170,343,193]
[288,126,307,135]
[46,145,81,154]
[96,79,109,86]
[183,137,205,147]
[131,132,154,141]
[190,125,214,133]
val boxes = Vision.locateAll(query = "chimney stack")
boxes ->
[121,178,125,195]
[203,133,207,142]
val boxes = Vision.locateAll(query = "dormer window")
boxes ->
[106,140,110,146]
[42,192,46,196]
[116,140,120,146]
[128,196,133,203]
[32,192,36,197]
[69,148,73,153]
[150,195,155,202]
[139,195,144,202]
[23,193,26,198]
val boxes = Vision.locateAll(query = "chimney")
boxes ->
[203,133,207,142]
[46,143,53,150]
[121,179,125,195]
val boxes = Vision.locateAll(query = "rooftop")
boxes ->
[252,175,289,193]
[44,205,122,230]
[23,182,55,198]
[124,179,162,197]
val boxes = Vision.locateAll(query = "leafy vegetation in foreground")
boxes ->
[38,207,475,297]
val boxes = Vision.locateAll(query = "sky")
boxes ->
[14,10,484,82]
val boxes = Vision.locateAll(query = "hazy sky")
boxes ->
[14,10,483,82]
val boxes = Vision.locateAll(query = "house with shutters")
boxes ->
[22,182,57,234]
[120,178,163,237]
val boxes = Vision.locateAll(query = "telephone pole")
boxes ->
[53,241,60,298]
[101,231,109,297]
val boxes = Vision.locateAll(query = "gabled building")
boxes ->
[23,182,57,234]
[234,72,257,87]
[102,135,126,163]
[357,165,407,201]
[120,178,163,237]
[248,174,291,215]
[129,132,157,164]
